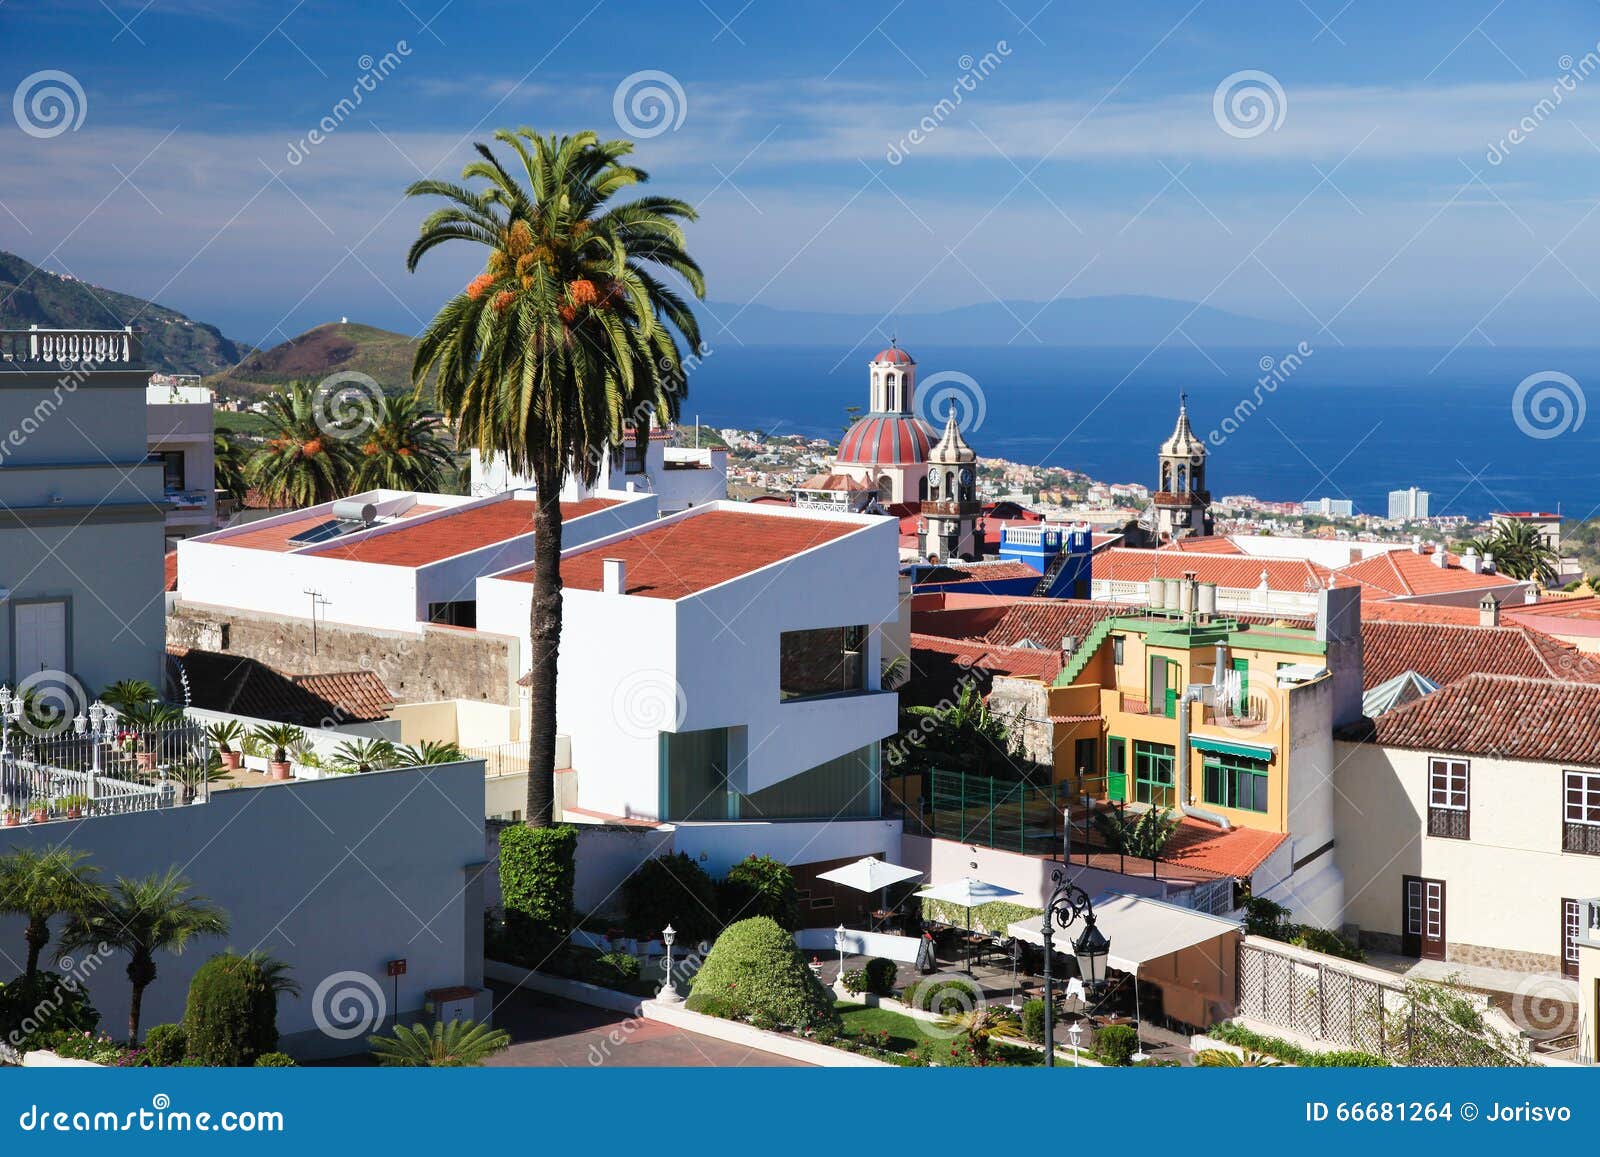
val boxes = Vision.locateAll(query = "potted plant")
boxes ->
[57,793,89,819]
[28,797,48,824]
[204,720,247,770]
[2,806,19,827]
[251,723,305,780]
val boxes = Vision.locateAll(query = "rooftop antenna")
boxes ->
[303,588,331,654]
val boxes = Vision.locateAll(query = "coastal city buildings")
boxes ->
[1388,486,1431,521]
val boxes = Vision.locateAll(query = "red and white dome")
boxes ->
[837,414,934,465]
[873,346,915,365]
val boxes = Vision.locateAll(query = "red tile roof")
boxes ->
[1359,619,1600,689]
[1360,601,1481,626]
[518,509,861,599]
[1160,537,1245,555]
[917,560,1041,585]
[306,498,615,566]
[970,599,1122,649]
[163,551,178,592]
[1161,820,1288,879]
[908,631,1064,681]
[167,646,395,725]
[1094,547,1347,592]
[1339,548,1519,599]
[1339,673,1600,767]
[220,502,440,553]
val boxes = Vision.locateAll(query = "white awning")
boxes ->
[1007,892,1241,974]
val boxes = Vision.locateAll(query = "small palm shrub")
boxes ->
[686,916,841,1033]
[250,724,305,765]
[183,954,278,1066]
[369,1019,510,1067]
[330,738,396,773]
[393,740,465,766]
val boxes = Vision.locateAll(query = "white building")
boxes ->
[475,501,903,863]
[1302,496,1354,518]
[147,378,217,548]
[178,487,656,631]
[0,327,164,691]
[469,427,727,515]
[1388,486,1430,521]
[1336,673,1600,975]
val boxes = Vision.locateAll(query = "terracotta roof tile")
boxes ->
[306,498,616,566]
[917,560,1041,585]
[1159,537,1245,555]
[163,550,178,592]
[1094,547,1348,592]
[1360,602,1481,626]
[167,646,395,725]
[1359,620,1600,689]
[908,631,1063,681]
[1339,548,1519,599]
[1338,673,1600,767]
[220,501,440,553]
[517,509,862,600]
[1161,819,1288,879]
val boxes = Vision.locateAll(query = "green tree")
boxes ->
[352,394,456,492]
[898,683,1029,780]
[405,128,705,827]
[1092,806,1179,860]
[57,868,229,1044]
[369,1018,510,1067]
[213,431,250,503]
[0,846,104,978]
[1464,520,1560,584]
[246,381,355,507]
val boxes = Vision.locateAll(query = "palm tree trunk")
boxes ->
[24,917,46,979]
[524,461,564,828]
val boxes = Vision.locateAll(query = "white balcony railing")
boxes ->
[0,326,142,367]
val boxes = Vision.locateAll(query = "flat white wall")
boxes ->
[1270,674,1345,927]
[0,760,485,1058]
[1334,740,1600,965]
[673,817,902,876]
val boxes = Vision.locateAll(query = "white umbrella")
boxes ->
[817,857,924,929]
[915,877,1023,973]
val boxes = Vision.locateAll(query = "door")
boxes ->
[1563,898,1582,980]
[1148,654,1167,714]
[1106,737,1126,801]
[1403,876,1446,960]
[13,600,67,677]
[1231,657,1250,714]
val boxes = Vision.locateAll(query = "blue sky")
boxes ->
[5,0,1600,348]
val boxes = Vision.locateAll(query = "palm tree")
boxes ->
[99,679,156,714]
[330,737,397,772]
[239,949,301,999]
[406,128,705,827]
[393,740,465,766]
[247,381,355,507]
[0,846,105,979]
[1194,1048,1281,1067]
[1093,805,1180,860]
[899,683,1028,780]
[352,394,456,492]
[57,868,228,1043]
[368,1018,510,1067]
[213,431,250,504]
[1474,520,1560,584]
[938,1005,1022,1052]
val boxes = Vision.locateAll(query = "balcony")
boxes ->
[1427,806,1470,840]
[1563,822,1600,856]
[0,326,142,368]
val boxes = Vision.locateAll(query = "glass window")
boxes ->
[661,727,730,820]
[739,743,878,820]
[1428,758,1469,810]
[1566,770,1600,825]
[1112,636,1124,666]
[1073,737,1098,777]
[780,625,867,701]
[149,450,185,492]
[1201,751,1269,813]
[1134,741,1175,808]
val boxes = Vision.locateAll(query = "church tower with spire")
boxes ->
[919,403,980,561]
[1146,394,1213,543]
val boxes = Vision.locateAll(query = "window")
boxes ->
[623,441,646,474]
[1564,770,1600,855]
[1112,636,1125,666]
[1202,751,1269,813]
[426,600,476,628]
[1148,656,1175,717]
[779,625,867,701]
[1427,757,1469,839]
[149,450,185,493]
[1073,738,1098,779]
[1133,741,1175,808]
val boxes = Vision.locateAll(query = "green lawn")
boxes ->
[834,1001,927,1052]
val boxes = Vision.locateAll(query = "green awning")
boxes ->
[1191,736,1275,761]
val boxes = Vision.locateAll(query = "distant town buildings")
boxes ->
[1303,496,1354,518]
[1388,486,1431,521]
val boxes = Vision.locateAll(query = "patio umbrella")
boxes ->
[914,877,1023,973]
[816,856,924,917]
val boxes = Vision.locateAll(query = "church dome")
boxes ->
[872,345,915,365]
[837,414,934,465]
[1160,396,1206,459]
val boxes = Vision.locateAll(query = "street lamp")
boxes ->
[657,923,682,1004]
[834,924,848,990]
[1039,868,1110,1068]
[1068,1019,1083,1068]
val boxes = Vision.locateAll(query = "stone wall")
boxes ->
[169,600,521,706]
[986,675,1054,766]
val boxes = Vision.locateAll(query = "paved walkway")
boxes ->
[482,982,811,1068]
[1363,951,1579,1002]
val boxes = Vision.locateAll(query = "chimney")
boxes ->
[1461,547,1482,574]
[1411,535,1423,554]
[602,557,627,594]
[1483,552,1496,574]
[1060,635,1077,658]
[1432,546,1449,569]
[1479,592,1500,627]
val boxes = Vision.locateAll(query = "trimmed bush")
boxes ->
[840,967,869,995]
[253,1052,297,1067]
[183,954,278,1067]
[141,1023,187,1067]
[686,916,840,1033]
[0,970,99,1052]
[622,853,720,945]
[581,951,642,989]
[718,855,799,930]
[499,824,577,956]
[862,957,898,997]
[901,976,981,1016]
[1022,998,1046,1043]
[1095,1023,1139,1066]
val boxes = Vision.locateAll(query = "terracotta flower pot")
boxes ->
[136,751,156,771]
[268,761,292,780]
[66,806,82,819]
[29,809,48,824]
[220,750,242,770]
[2,813,18,827]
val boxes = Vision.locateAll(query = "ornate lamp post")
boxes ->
[658,923,682,1004]
[1068,1019,1083,1068]
[834,923,848,989]
[1040,868,1110,1068]
[0,686,24,811]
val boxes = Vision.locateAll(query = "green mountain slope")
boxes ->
[206,321,421,396]
[0,249,246,375]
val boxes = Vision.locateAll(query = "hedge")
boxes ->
[622,853,720,945]
[718,855,799,930]
[500,824,577,953]
[1208,1021,1389,1067]
[141,1023,187,1067]
[183,955,278,1066]
[686,916,840,1033]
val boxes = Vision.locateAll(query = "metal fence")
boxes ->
[0,719,206,824]
[885,768,1073,855]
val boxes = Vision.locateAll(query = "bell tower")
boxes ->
[1152,394,1213,541]
[920,403,979,561]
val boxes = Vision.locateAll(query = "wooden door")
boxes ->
[1403,876,1446,960]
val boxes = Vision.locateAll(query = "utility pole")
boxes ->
[303,588,330,655]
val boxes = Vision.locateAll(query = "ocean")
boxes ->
[680,344,1600,520]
